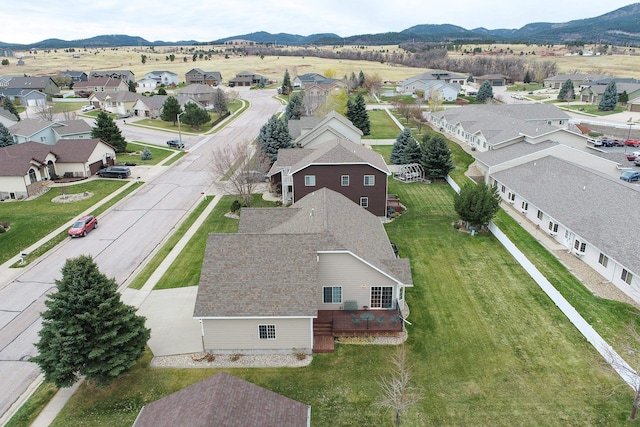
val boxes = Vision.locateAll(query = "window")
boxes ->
[622,269,634,285]
[360,197,369,208]
[364,175,375,186]
[574,240,586,253]
[323,286,342,304]
[371,286,393,309]
[28,168,37,184]
[508,192,515,201]
[521,201,528,211]
[304,175,316,186]
[258,324,276,340]
[40,136,47,142]
[548,222,558,233]
[537,210,543,220]
[598,253,609,268]
[341,175,349,186]
[501,185,505,193]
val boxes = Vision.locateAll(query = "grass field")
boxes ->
[116,142,177,166]
[48,178,635,426]
[365,109,402,139]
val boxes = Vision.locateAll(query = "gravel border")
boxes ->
[150,332,408,368]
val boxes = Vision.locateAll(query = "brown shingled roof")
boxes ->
[0,141,56,176]
[133,372,310,427]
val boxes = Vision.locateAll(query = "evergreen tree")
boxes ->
[557,79,575,101]
[213,88,228,117]
[128,80,136,92]
[285,92,304,122]
[421,133,454,180]
[281,69,293,96]
[403,138,422,164]
[181,102,211,130]
[358,70,366,87]
[0,122,14,147]
[349,72,358,92]
[258,115,293,165]
[390,128,413,165]
[2,98,20,121]
[91,111,126,152]
[467,75,474,83]
[619,90,629,104]
[346,93,370,136]
[523,70,532,84]
[31,255,150,388]
[476,81,494,103]
[160,96,182,125]
[157,87,167,95]
[453,183,501,228]
[141,147,153,160]
[598,80,618,111]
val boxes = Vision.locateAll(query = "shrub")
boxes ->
[140,147,153,160]
[0,227,5,234]
[292,348,307,360]
[230,199,242,213]
[230,353,242,362]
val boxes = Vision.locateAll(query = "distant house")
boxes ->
[73,77,128,98]
[136,78,158,89]
[185,68,222,86]
[293,72,332,89]
[422,80,461,102]
[228,71,266,87]
[132,95,168,118]
[0,75,22,88]
[5,76,60,97]
[57,70,88,83]
[268,138,391,216]
[475,74,509,87]
[288,110,363,148]
[89,70,135,83]
[9,119,93,145]
[398,69,466,94]
[543,73,612,89]
[302,82,344,115]
[175,84,217,107]
[0,139,116,200]
[579,78,640,104]
[143,71,179,87]
[194,188,412,355]
[89,91,140,115]
[133,373,310,427]
[0,108,19,128]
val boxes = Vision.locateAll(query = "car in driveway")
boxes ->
[166,139,184,149]
[81,105,95,112]
[68,215,98,237]
[97,166,131,179]
[620,170,640,182]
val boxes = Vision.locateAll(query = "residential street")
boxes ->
[0,87,282,422]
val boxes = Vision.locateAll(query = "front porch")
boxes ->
[313,308,405,353]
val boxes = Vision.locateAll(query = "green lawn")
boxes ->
[116,142,177,166]
[507,83,544,92]
[0,180,130,265]
[365,109,402,139]
[49,181,633,426]
[562,104,627,116]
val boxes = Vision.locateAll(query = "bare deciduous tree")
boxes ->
[35,102,55,121]
[410,107,428,135]
[211,142,270,207]
[375,344,423,426]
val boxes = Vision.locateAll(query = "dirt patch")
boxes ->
[51,192,93,203]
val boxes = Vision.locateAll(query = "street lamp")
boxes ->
[626,117,633,154]
[177,111,185,147]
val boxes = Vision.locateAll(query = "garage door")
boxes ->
[630,104,640,112]
[89,160,103,175]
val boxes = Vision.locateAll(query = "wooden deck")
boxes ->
[312,309,403,353]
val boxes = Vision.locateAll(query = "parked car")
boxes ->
[97,166,131,179]
[626,151,640,161]
[620,170,640,182]
[587,138,602,146]
[634,157,640,167]
[600,138,615,147]
[116,112,131,119]
[625,139,640,147]
[81,105,95,112]
[68,215,98,237]
[166,139,184,149]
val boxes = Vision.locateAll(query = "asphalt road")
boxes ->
[0,87,282,421]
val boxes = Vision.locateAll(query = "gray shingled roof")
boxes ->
[8,118,60,137]
[288,138,390,175]
[492,156,640,276]
[133,372,309,427]
[52,139,103,162]
[195,188,412,318]
[475,140,559,167]
[288,116,323,139]
[53,120,93,137]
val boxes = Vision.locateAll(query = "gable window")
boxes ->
[360,197,369,208]
[548,222,558,233]
[304,175,316,186]
[341,175,350,186]
[323,286,342,304]
[574,240,586,253]
[258,324,276,340]
[40,136,47,142]
[364,175,375,186]
[371,286,393,309]
[537,210,543,220]
[622,269,634,285]
[598,253,609,268]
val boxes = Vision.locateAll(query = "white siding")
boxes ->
[317,252,398,310]
[201,318,312,354]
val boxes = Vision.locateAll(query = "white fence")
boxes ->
[444,174,637,389]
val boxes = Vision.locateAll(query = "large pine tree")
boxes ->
[476,80,494,103]
[160,96,181,125]
[346,93,370,135]
[2,98,20,121]
[285,92,304,122]
[598,80,618,111]
[258,115,293,165]
[403,138,422,164]
[91,111,127,152]
[421,133,454,180]
[31,255,150,388]
[453,183,501,228]
[0,123,14,147]
[390,128,413,165]
[281,69,293,96]
[557,79,575,102]
[181,102,211,130]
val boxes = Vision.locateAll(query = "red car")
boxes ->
[626,151,640,161]
[68,215,98,237]
[625,139,640,147]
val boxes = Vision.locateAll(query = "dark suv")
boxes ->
[97,166,131,179]
[166,139,184,149]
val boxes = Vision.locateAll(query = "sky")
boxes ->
[2,0,637,45]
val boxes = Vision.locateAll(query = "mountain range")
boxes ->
[1,3,640,50]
